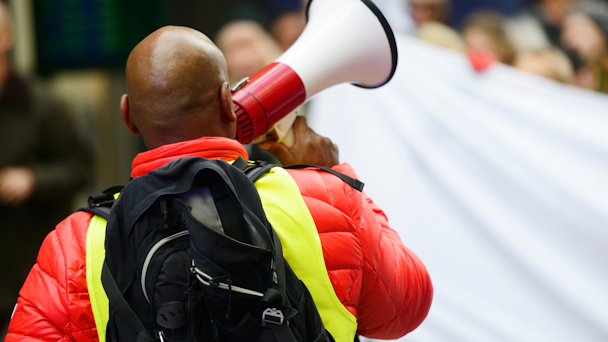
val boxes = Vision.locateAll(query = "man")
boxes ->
[0,1,91,333]
[7,26,432,341]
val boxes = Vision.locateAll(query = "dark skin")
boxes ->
[121,26,338,168]
[258,116,339,167]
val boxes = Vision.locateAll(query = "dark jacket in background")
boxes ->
[0,71,92,316]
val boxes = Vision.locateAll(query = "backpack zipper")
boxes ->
[142,230,190,303]
[192,266,264,297]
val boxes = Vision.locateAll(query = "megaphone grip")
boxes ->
[233,63,306,144]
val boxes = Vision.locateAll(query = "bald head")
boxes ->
[122,26,237,149]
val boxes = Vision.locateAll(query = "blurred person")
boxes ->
[0,1,91,333]
[562,2,608,92]
[409,0,451,26]
[462,10,516,65]
[215,19,283,86]
[417,21,466,51]
[513,48,574,82]
[263,0,307,51]
[271,10,307,51]
[215,19,284,163]
[504,14,553,52]
[6,26,433,341]
[527,0,580,48]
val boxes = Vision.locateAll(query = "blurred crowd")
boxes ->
[413,0,608,90]
[2,0,608,337]
[215,0,608,93]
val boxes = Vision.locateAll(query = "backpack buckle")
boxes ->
[261,308,284,325]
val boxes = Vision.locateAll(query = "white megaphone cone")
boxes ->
[232,0,397,145]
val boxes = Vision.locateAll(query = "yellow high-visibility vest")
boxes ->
[86,166,357,342]
[86,213,111,342]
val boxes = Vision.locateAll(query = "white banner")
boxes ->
[308,35,608,342]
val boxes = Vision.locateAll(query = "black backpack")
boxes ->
[81,156,365,342]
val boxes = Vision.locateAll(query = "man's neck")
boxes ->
[131,136,248,178]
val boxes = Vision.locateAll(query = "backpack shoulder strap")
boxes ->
[246,163,278,183]
[283,164,364,192]
[78,185,124,220]
[78,185,124,219]
[102,261,158,342]
[88,185,124,207]
[231,157,277,183]
[79,205,112,220]
[231,156,249,170]
[232,157,364,192]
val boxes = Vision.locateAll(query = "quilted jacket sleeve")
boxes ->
[333,163,433,338]
[5,212,97,342]
[288,163,433,339]
[356,186,433,338]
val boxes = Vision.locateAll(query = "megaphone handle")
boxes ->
[266,110,298,148]
[281,128,295,148]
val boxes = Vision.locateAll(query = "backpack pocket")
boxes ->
[181,199,276,341]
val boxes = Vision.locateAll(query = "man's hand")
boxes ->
[258,116,339,168]
[0,167,36,206]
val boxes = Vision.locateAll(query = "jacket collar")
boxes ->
[131,137,248,178]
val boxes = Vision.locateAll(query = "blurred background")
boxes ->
[5,0,608,192]
[2,0,608,340]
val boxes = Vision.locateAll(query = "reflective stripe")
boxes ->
[85,214,110,342]
[254,167,358,342]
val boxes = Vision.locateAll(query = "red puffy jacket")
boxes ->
[7,137,432,341]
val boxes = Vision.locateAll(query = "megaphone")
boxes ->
[232,0,398,145]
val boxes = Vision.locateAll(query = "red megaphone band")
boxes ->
[232,62,306,144]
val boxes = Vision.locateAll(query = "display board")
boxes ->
[34,0,166,73]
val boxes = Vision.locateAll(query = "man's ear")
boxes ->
[120,94,140,135]
[220,82,237,123]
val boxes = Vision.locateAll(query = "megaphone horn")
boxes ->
[232,0,398,144]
